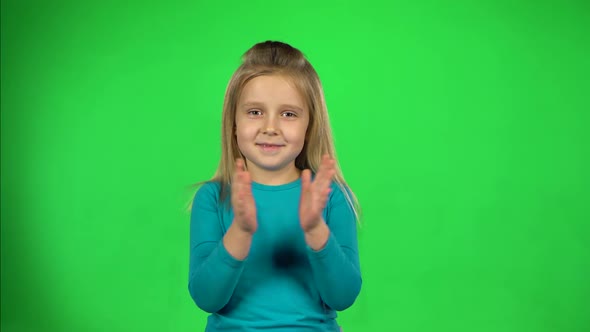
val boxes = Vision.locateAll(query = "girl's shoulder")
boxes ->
[329,181,353,204]
[330,180,352,193]
[192,180,224,206]
[326,181,359,222]
[198,180,223,192]
[190,180,233,214]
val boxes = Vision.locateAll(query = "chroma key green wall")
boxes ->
[2,1,588,331]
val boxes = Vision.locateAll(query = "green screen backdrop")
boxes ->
[1,0,589,331]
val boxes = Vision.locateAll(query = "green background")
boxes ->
[2,0,589,331]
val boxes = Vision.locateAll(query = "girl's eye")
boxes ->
[247,110,262,116]
[282,111,297,118]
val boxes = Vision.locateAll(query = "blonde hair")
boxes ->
[188,41,360,220]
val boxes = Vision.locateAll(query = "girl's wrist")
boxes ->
[304,221,329,251]
[224,223,255,260]
[232,218,257,235]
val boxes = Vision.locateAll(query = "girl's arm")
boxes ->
[306,185,362,311]
[299,155,362,310]
[188,184,253,313]
[188,160,257,313]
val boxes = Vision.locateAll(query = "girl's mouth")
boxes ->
[256,143,284,152]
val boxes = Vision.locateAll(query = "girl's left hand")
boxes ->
[299,154,336,233]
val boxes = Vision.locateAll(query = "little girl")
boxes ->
[189,41,361,332]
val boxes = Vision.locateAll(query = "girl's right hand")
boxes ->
[231,159,258,234]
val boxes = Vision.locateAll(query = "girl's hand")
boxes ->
[299,154,336,233]
[231,159,257,234]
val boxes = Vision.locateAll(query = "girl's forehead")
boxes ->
[238,74,307,108]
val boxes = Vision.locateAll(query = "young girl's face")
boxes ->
[235,74,309,184]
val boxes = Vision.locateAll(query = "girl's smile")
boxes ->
[256,143,285,153]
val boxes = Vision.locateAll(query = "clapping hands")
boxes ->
[230,155,335,237]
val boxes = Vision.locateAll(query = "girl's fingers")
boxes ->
[234,159,250,184]
[314,155,335,190]
[242,174,252,197]
[317,155,330,174]
[301,169,312,192]
[236,158,245,172]
[233,159,249,203]
[233,160,242,187]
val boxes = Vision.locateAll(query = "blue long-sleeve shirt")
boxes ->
[188,177,361,332]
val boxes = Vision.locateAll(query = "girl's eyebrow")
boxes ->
[240,102,263,109]
[240,101,304,112]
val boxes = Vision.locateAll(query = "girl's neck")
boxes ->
[248,165,301,186]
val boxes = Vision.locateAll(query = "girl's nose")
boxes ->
[262,126,277,135]
[262,116,278,135]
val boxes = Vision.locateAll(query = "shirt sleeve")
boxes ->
[188,183,245,313]
[306,184,362,311]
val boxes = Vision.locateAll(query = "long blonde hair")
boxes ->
[188,41,359,220]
